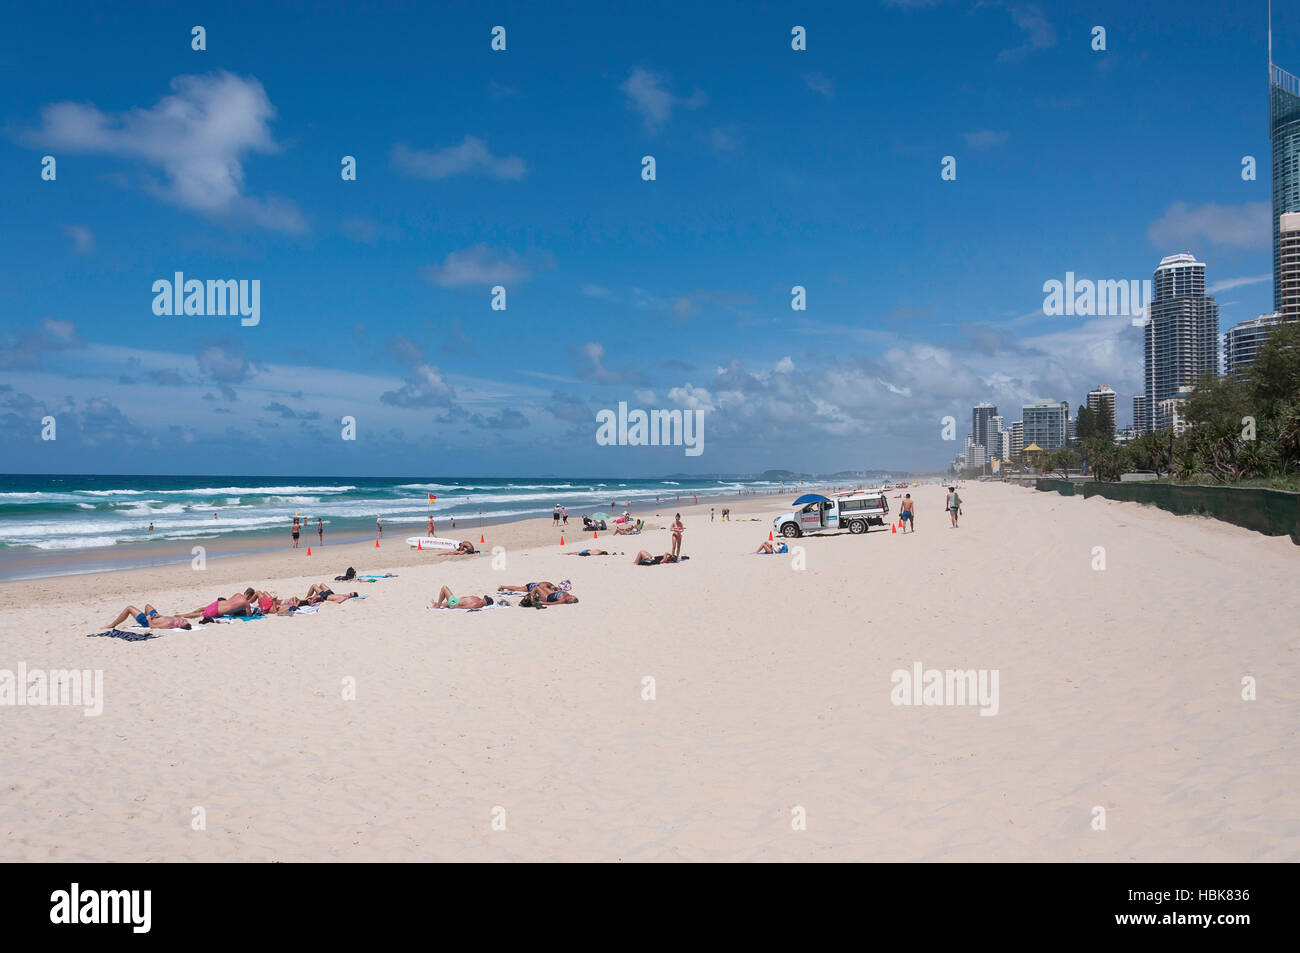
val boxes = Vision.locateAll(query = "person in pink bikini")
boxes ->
[670,513,684,558]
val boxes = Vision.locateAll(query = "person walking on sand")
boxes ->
[291,516,301,548]
[710,507,715,522]
[899,494,915,532]
[561,506,567,526]
[317,517,324,545]
[670,513,684,558]
[945,487,959,528]
[376,515,383,537]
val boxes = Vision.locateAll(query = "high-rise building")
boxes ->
[1271,23,1300,313]
[1087,385,1117,437]
[972,403,998,453]
[1022,399,1068,451]
[1155,386,1194,436]
[1010,420,1024,457]
[1144,254,1219,423]
[1279,212,1300,319]
[988,415,1005,458]
[1133,395,1150,434]
[1225,313,1283,374]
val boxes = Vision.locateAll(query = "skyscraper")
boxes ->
[1279,211,1300,319]
[1271,16,1300,313]
[1087,385,1117,437]
[1010,420,1024,457]
[1133,395,1150,434]
[1225,313,1283,374]
[972,403,997,454]
[1144,254,1219,421]
[1022,399,1068,451]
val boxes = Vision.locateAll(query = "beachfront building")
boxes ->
[1133,395,1150,434]
[967,444,987,468]
[1279,212,1300,319]
[1154,386,1194,436]
[1087,385,1117,438]
[1271,38,1300,313]
[1144,254,1219,423]
[1116,427,1142,445]
[1022,399,1069,451]
[1009,420,1024,457]
[972,403,998,453]
[1225,313,1283,375]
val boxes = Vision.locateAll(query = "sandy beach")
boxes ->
[1,481,1296,862]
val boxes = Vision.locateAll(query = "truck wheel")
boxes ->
[780,523,801,538]
[849,520,867,534]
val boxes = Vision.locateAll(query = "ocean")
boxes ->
[0,474,798,579]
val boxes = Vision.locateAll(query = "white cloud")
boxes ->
[1207,273,1271,293]
[27,72,304,232]
[1147,201,1271,252]
[803,73,835,100]
[421,245,551,287]
[963,129,1009,149]
[62,224,94,254]
[620,68,706,131]
[391,136,526,181]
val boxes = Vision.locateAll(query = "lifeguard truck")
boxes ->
[772,489,890,538]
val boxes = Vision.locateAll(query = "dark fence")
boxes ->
[1035,479,1300,543]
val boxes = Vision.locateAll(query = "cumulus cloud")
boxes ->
[620,68,707,131]
[571,341,648,385]
[983,2,1057,61]
[392,137,527,180]
[26,72,305,232]
[1147,202,1271,251]
[421,245,552,287]
[380,334,457,409]
[0,318,85,369]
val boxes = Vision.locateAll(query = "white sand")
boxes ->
[1,482,1296,861]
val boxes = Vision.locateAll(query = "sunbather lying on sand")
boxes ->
[567,548,620,556]
[106,603,192,630]
[755,540,789,554]
[520,586,579,606]
[433,586,495,609]
[304,583,359,605]
[183,589,256,620]
[498,580,571,593]
[447,541,479,555]
[632,550,689,566]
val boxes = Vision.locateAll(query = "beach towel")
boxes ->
[292,604,319,615]
[88,628,156,642]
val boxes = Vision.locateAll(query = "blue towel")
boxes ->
[88,628,156,642]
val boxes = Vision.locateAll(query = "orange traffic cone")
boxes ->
[306,547,311,556]
[768,531,773,541]
[593,530,598,540]
[891,523,897,534]
[560,535,565,546]
[417,540,422,550]
[479,534,485,544]
[375,539,380,548]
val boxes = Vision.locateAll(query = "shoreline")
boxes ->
[0,484,839,589]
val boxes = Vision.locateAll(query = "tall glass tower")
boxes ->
[1270,7,1300,314]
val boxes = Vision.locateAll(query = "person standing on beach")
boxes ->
[428,514,435,536]
[291,516,301,548]
[553,504,561,527]
[561,507,567,525]
[670,513,684,558]
[899,494,915,532]
[317,517,324,545]
[945,488,959,528]
[377,515,383,537]
[710,507,715,522]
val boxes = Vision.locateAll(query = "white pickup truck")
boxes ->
[773,490,890,538]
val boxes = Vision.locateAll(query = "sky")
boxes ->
[0,0,1292,476]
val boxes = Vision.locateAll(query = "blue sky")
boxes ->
[1,0,1290,475]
